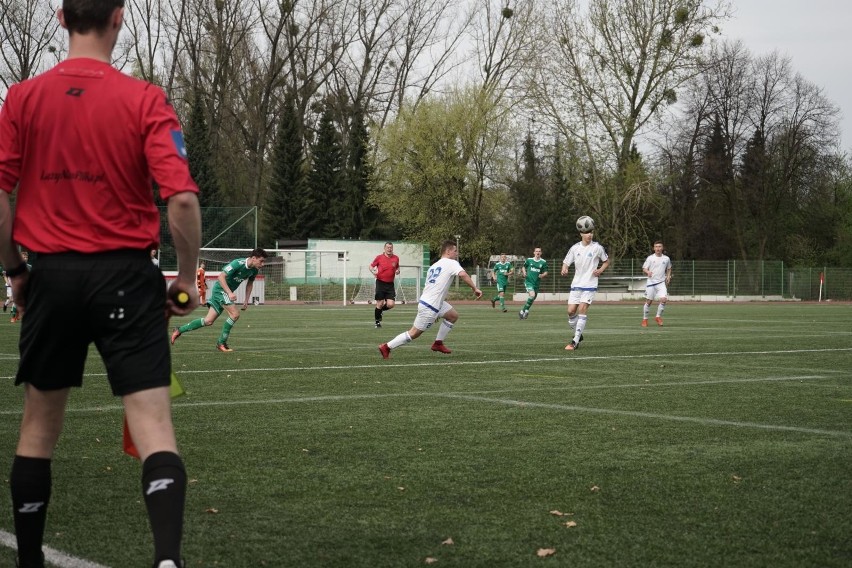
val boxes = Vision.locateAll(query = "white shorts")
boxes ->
[645,282,668,301]
[413,300,453,331]
[568,288,596,305]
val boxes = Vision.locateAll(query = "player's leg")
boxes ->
[520,288,535,318]
[642,298,652,326]
[11,386,70,568]
[172,305,219,344]
[374,281,387,327]
[566,292,592,350]
[123,387,186,567]
[380,309,431,357]
[431,304,457,353]
[656,295,667,325]
[216,303,241,350]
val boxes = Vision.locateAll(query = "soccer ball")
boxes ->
[576,215,595,233]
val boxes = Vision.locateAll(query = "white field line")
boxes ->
[0,529,110,568]
[432,393,852,439]
[0,346,846,381]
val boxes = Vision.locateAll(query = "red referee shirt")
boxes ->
[0,58,198,254]
[371,253,400,283]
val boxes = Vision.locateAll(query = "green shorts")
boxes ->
[206,284,234,315]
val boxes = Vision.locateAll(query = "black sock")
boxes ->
[374,307,382,321]
[10,455,51,567]
[142,451,186,564]
[381,305,391,312]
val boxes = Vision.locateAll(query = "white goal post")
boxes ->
[350,264,422,304]
[198,248,350,305]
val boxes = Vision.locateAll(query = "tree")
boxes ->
[307,105,346,238]
[371,88,513,264]
[185,91,223,208]
[0,0,61,90]
[263,93,306,243]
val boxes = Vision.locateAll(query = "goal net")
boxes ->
[350,264,422,304]
[199,248,350,305]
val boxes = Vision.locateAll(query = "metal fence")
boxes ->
[475,259,852,301]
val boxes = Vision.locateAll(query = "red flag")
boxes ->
[122,415,140,459]
[123,372,185,459]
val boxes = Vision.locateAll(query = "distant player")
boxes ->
[490,253,514,312]
[171,248,268,351]
[561,225,609,351]
[642,240,672,327]
[370,242,400,328]
[378,240,481,358]
[519,247,547,319]
[196,261,207,305]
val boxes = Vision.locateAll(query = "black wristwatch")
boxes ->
[5,262,29,278]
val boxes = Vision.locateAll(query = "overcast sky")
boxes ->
[720,0,851,150]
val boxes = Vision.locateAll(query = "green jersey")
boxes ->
[211,258,259,294]
[523,257,547,290]
[493,261,513,284]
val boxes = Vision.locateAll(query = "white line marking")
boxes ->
[0,347,849,382]
[435,393,852,438]
[0,529,110,568]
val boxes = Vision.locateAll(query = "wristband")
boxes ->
[5,262,29,278]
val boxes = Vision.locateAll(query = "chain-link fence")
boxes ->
[474,259,852,301]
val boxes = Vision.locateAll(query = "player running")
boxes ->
[171,249,268,351]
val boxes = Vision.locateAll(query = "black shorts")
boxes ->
[16,250,171,396]
[374,280,396,302]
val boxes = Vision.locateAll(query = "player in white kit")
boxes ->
[561,227,609,351]
[642,240,672,326]
[379,240,482,358]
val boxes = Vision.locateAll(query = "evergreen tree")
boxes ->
[695,116,737,259]
[509,133,549,252]
[184,92,223,208]
[264,93,307,242]
[307,106,345,238]
[344,103,372,238]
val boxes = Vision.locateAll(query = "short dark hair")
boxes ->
[249,248,268,258]
[63,0,125,35]
[440,240,456,255]
[654,240,664,246]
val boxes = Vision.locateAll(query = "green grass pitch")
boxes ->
[1,302,850,567]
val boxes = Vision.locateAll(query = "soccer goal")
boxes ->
[350,265,422,304]
[199,248,350,305]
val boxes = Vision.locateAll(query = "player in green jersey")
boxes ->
[519,247,548,319]
[171,248,268,351]
[490,253,514,312]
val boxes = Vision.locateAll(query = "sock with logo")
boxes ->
[178,318,207,334]
[217,317,235,344]
[142,451,186,564]
[374,307,382,322]
[10,455,51,567]
[657,303,666,318]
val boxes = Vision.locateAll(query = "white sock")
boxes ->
[435,320,454,341]
[643,304,650,319]
[568,315,578,329]
[388,332,412,350]
[574,315,587,342]
[657,303,666,317]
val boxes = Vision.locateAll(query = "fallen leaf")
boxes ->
[424,558,438,565]
[205,508,219,514]
[397,486,406,491]
[536,548,556,557]
[590,485,600,492]
[732,474,742,483]
[442,537,454,545]
[549,510,564,517]
[189,479,199,484]
[564,521,577,528]
[302,448,309,452]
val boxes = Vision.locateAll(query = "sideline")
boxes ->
[0,529,110,568]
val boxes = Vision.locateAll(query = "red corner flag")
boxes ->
[123,372,185,459]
